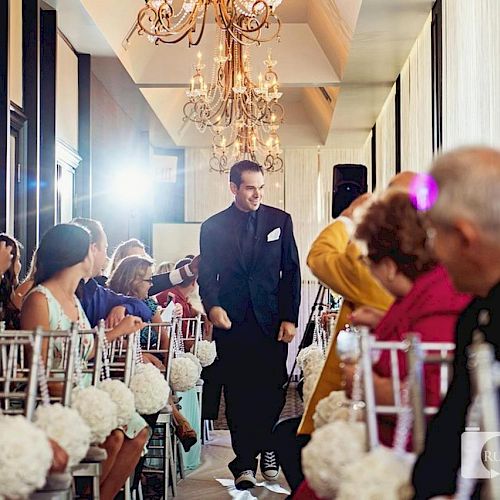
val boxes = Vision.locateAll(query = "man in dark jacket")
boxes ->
[413,147,500,498]
[198,160,301,489]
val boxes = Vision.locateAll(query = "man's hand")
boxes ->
[173,303,183,318]
[209,306,232,330]
[340,193,372,220]
[189,255,200,275]
[277,321,296,343]
[349,306,386,329]
[48,439,69,473]
[0,242,13,276]
[105,306,126,328]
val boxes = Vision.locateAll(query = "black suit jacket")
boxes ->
[412,282,500,499]
[198,203,301,337]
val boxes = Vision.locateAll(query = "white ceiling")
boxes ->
[49,0,434,149]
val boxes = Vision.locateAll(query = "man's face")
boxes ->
[91,233,108,277]
[427,220,473,293]
[231,171,265,212]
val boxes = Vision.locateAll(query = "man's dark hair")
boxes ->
[229,160,264,188]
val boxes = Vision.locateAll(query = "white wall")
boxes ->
[152,223,201,264]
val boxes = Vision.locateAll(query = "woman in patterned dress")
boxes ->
[21,224,149,500]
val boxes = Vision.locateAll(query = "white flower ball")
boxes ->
[130,363,169,414]
[191,340,217,368]
[99,379,136,427]
[0,415,53,499]
[313,390,352,429]
[72,386,118,444]
[34,403,91,467]
[180,352,202,378]
[192,340,217,367]
[337,447,415,500]
[297,345,324,371]
[302,420,366,499]
[170,356,199,392]
[302,368,321,406]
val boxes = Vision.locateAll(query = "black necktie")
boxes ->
[240,211,257,266]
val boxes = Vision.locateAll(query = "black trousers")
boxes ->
[214,308,288,476]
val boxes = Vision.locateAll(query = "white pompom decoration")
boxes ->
[99,379,136,427]
[298,346,325,379]
[337,447,415,500]
[34,403,91,467]
[192,340,217,367]
[0,415,53,499]
[72,386,118,444]
[302,369,321,406]
[130,363,169,414]
[170,356,199,392]
[180,352,202,378]
[302,421,366,499]
[313,390,352,429]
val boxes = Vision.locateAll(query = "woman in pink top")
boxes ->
[349,191,472,447]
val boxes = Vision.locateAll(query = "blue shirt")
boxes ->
[80,278,153,328]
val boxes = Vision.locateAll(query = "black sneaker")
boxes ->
[234,470,257,490]
[260,451,280,481]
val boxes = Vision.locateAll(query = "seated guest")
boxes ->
[413,147,500,499]
[0,239,13,276]
[351,190,471,446]
[20,223,149,500]
[105,238,200,296]
[108,254,198,452]
[0,234,22,329]
[71,218,154,327]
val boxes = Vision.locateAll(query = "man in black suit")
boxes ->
[198,160,301,489]
[412,147,500,498]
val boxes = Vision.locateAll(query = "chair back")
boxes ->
[139,321,176,386]
[406,334,454,453]
[177,315,203,356]
[359,327,454,451]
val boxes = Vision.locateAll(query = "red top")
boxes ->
[156,287,197,319]
[293,266,471,500]
[372,264,471,447]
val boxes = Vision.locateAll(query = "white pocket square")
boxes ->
[267,227,281,242]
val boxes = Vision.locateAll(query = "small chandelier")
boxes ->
[137,0,283,47]
[183,29,284,173]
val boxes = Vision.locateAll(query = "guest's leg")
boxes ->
[100,427,149,500]
[99,430,125,484]
[274,417,310,493]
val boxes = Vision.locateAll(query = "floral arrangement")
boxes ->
[313,390,352,429]
[337,446,415,500]
[130,363,169,414]
[302,420,366,499]
[34,403,91,467]
[192,340,217,367]
[72,386,118,444]
[180,352,202,378]
[0,415,53,499]
[297,345,324,372]
[99,379,136,428]
[170,356,200,392]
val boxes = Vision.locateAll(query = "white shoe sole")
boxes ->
[261,469,280,482]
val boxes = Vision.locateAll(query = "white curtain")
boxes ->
[442,0,500,150]
[375,85,396,191]
[400,14,433,173]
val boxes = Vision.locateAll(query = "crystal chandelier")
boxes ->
[137,0,283,46]
[183,29,284,173]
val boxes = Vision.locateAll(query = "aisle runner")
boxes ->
[215,479,290,499]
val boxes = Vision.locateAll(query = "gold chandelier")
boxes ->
[183,29,284,173]
[137,0,283,46]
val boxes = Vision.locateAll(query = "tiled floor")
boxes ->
[174,431,291,499]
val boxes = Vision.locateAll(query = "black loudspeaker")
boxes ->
[332,164,368,218]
